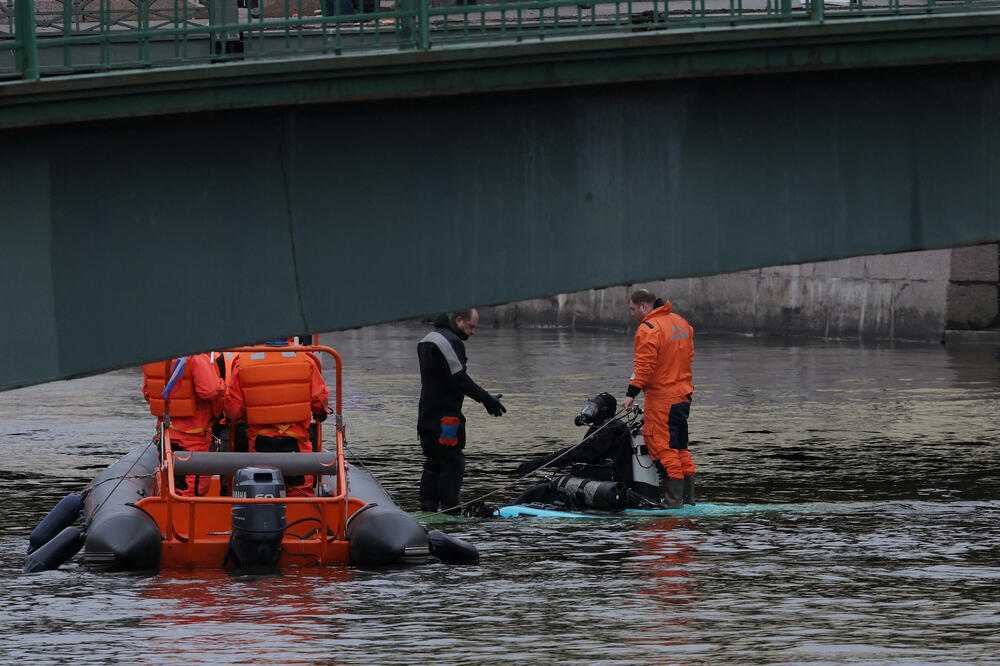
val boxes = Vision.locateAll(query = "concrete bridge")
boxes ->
[2,0,1000,390]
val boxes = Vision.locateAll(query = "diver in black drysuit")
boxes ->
[514,392,657,509]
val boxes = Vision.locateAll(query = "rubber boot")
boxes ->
[661,477,684,509]
[683,475,696,506]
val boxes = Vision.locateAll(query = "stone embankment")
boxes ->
[478,245,999,343]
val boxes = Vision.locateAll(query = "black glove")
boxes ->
[483,393,506,417]
[516,460,540,476]
[313,410,328,423]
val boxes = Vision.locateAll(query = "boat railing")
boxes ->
[160,431,350,504]
[152,343,353,552]
[7,0,1000,82]
[154,426,352,561]
[172,451,340,477]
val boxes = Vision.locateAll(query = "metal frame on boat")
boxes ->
[135,344,361,567]
[25,343,479,573]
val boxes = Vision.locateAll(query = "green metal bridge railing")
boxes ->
[2,0,999,81]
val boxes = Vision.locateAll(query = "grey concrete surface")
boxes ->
[943,328,1000,344]
[479,245,1000,342]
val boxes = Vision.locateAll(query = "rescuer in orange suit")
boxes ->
[622,289,696,509]
[224,340,330,497]
[142,354,226,497]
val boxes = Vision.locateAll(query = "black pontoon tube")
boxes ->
[346,504,432,566]
[345,464,430,566]
[344,463,480,566]
[24,526,86,573]
[426,530,480,564]
[83,444,161,570]
[27,493,84,555]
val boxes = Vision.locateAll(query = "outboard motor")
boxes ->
[229,466,286,567]
[629,412,661,502]
[554,475,625,511]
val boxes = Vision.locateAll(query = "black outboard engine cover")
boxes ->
[230,466,286,567]
[554,475,626,512]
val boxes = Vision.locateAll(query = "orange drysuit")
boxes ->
[224,348,329,496]
[142,354,226,496]
[627,301,695,480]
[210,351,235,386]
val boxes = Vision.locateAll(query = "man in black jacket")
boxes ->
[417,308,506,513]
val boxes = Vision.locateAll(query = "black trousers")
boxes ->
[255,434,307,491]
[418,433,465,513]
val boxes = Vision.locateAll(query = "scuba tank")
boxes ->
[553,475,625,511]
[629,409,661,502]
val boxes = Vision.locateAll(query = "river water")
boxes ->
[1,324,999,664]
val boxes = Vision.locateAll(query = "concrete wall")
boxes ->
[947,245,1000,331]
[479,245,1000,342]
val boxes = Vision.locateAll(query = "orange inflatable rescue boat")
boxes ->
[25,345,478,572]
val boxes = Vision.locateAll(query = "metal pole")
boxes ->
[418,0,429,50]
[62,0,72,70]
[397,0,416,49]
[810,0,824,21]
[15,0,39,80]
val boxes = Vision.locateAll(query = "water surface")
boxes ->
[2,325,998,663]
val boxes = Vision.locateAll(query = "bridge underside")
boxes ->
[2,50,999,389]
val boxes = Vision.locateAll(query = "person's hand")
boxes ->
[483,393,506,417]
[313,409,328,423]
[624,396,634,411]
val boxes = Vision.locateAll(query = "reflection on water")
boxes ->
[1,325,999,663]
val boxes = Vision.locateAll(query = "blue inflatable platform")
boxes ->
[496,503,722,518]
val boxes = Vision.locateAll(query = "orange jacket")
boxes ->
[224,349,329,443]
[142,354,225,443]
[210,351,235,386]
[629,302,694,401]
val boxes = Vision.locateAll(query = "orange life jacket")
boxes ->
[237,350,314,431]
[210,351,236,385]
[142,359,198,418]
